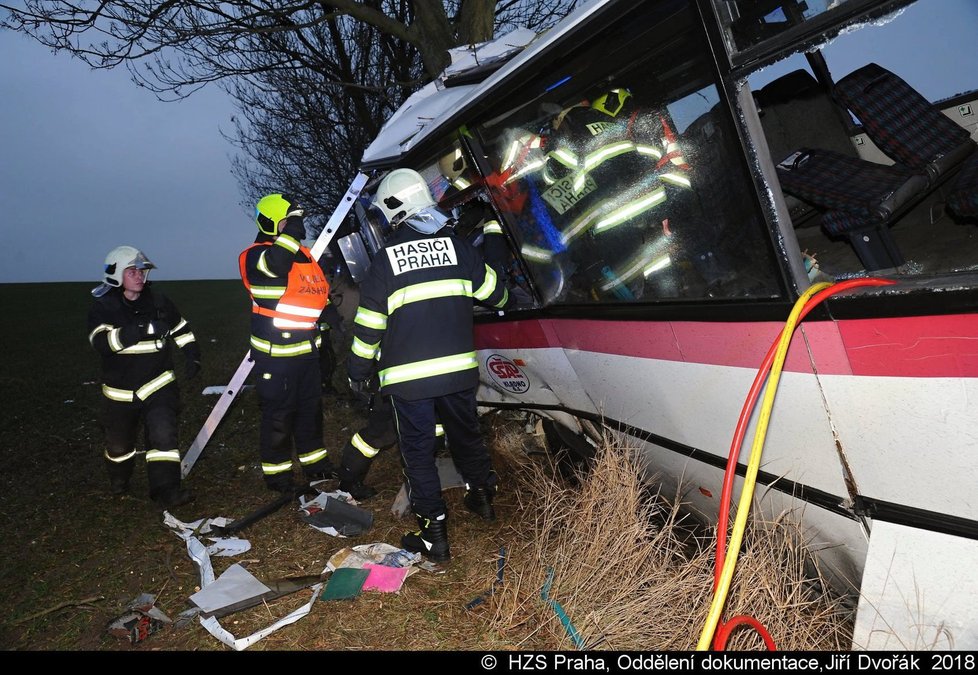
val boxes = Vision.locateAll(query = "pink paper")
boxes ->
[361,563,409,593]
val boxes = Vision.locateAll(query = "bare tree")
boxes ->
[1,1,578,219]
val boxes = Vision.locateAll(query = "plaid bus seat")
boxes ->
[776,148,927,225]
[946,150,978,220]
[834,63,977,182]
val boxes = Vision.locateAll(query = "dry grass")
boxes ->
[481,423,854,651]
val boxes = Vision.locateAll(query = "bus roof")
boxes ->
[359,0,619,169]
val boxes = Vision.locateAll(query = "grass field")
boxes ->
[0,280,853,651]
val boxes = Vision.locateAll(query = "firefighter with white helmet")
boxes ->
[347,168,511,562]
[87,245,199,509]
[240,193,337,492]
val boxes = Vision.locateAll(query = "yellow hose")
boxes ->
[696,281,832,650]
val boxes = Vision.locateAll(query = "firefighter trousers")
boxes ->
[255,357,330,489]
[101,384,181,498]
[391,387,496,519]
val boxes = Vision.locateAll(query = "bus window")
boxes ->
[744,0,978,280]
[714,0,859,57]
[474,8,783,306]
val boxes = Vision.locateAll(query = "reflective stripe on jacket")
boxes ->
[348,226,508,400]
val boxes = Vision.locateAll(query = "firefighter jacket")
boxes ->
[239,232,330,361]
[348,223,510,401]
[88,285,199,402]
[542,101,691,248]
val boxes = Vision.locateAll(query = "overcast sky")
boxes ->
[0,32,248,284]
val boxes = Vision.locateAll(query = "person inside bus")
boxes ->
[540,86,698,302]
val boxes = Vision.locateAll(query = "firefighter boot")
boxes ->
[337,439,378,501]
[401,513,450,563]
[463,484,496,522]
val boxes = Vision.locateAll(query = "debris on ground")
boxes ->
[106,593,172,645]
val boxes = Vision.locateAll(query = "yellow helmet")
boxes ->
[255,193,303,236]
[591,88,632,117]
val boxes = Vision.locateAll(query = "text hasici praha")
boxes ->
[386,238,458,276]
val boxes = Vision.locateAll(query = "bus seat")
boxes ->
[834,63,977,183]
[946,151,978,220]
[776,148,928,270]
[754,69,860,226]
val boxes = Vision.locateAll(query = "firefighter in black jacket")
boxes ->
[88,246,199,509]
[347,168,510,562]
[240,193,338,492]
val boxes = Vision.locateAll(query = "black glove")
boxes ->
[348,376,377,404]
[184,345,202,379]
[281,213,306,241]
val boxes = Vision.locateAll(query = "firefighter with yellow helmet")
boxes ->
[240,193,336,492]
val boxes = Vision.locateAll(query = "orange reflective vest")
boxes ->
[239,242,330,331]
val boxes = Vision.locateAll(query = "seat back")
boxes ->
[834,63,975,179]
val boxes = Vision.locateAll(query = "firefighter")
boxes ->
[347,168,510,562]
[240,193,336,493]
[541,87,694,300]
[87,246,199,509]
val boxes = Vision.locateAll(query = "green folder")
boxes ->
[320,567,370,601]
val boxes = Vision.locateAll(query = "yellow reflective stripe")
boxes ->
[497,287,509,309]
[275,233,300,253]
[173,332,196,348]
[521,244,553,262]
[351,337,379,360]
[379,351,478,387]
[250,335,315,356]
[298,447,329,465]
[483,220,503,235]
[89,323,112,346]
[351,433,381,458]
[276,303,322,319]
[549,148,578,168]
[262,460,294,476]
[108,327,125,352]
[560,201,606,245]
[660,172,691,188]
[103,385,133,402]
[251,285,286,299]
[643,255,671,277]
[505,157,547,184]
[573,141,636,191]
[146,449,181,463]
[172,318,188,333]
[136,371,176,400]
[634,144,663,159]
[272,317,317,329]
[354,307,388,330]
[388,279,472,315]
[593,188,667,234]
[257,250,275,277]
[105,449,137,463]
[435,424,445,437]
[473,265,498,301]
[118,339,165,354]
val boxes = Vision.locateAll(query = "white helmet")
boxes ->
[93,246,155,297]
[103,245,155,286]
[373,169,438,230]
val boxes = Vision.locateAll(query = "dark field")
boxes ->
[0,279,529,651]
